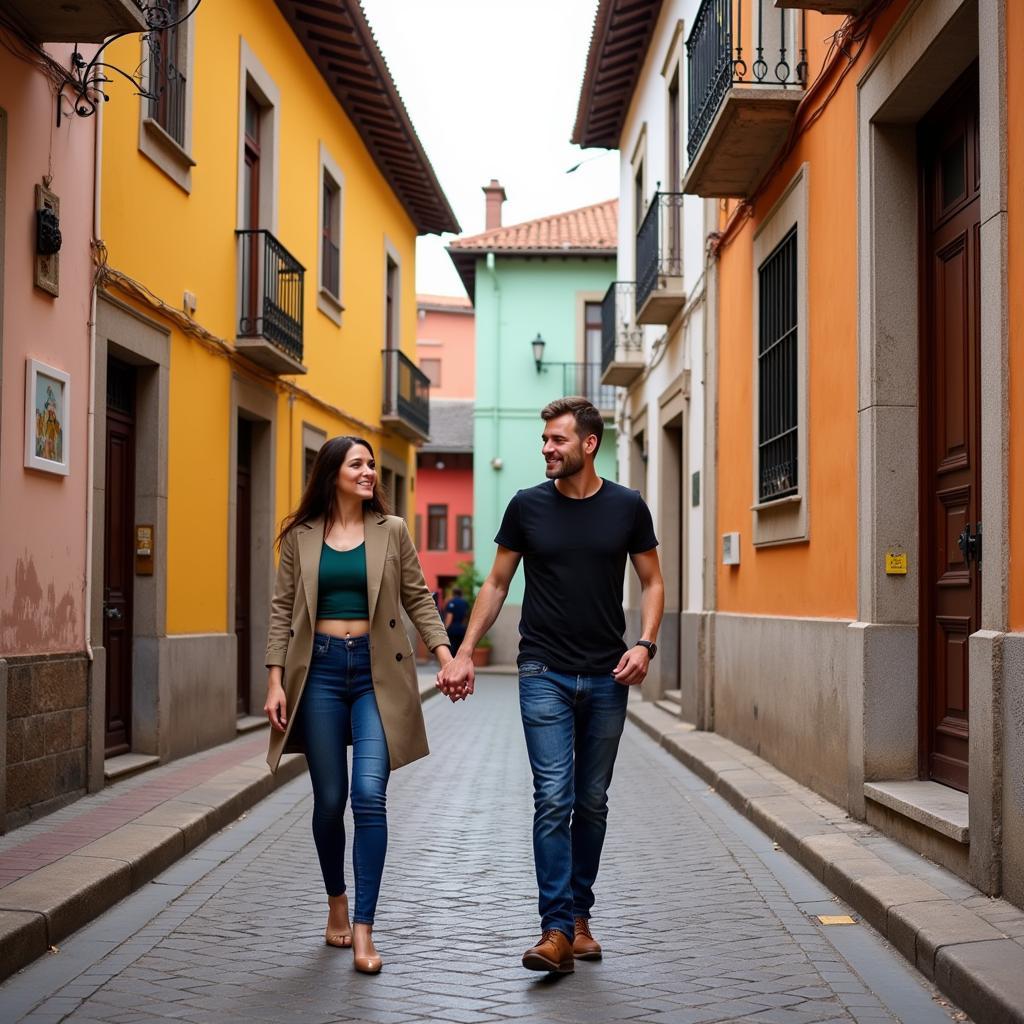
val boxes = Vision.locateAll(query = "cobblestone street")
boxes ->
[1,677,966,1024]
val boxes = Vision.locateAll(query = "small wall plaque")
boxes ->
[885,552,908,575]
[722,531,741,566]
[136,524,154,575]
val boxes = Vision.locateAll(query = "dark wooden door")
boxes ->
[235,418,252,716]
[919,66,981,793]
[104,359,136,756]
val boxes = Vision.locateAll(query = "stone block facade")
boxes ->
[4,654,89,831]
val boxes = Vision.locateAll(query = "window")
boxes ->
[148,1,186,146]
[582,301,614,411]
[751,164,808,547]
[415,513,423,549]
[427,504,447,551]
[302,424,325,487]
[634,164,644,230]
[321,179,340,298]
[456,515,473,552]
[757,227,798,502]
[420,358,441,388]
[139,0,195,189]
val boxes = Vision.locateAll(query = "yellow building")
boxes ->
[90,0,456,780]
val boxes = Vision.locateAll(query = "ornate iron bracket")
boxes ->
[56,0,203,127]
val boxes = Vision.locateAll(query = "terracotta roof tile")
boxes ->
[447,198,618,254]
[416,293,473,310]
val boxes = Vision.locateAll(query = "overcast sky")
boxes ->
[359,0,618,298]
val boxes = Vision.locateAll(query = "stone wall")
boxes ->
[3,653,89,831]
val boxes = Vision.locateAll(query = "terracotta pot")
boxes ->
[471,647,491,667]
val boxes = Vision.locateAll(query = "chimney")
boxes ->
[483,179,507,231]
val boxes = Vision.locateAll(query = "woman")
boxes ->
[264,435,452,974]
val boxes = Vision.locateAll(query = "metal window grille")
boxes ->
[561,362,615,414]
[147,2,186,146]
[757,226,798,501]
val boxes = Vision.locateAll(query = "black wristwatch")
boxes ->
[634,640,657,659]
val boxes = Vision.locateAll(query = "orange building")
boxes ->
[576,0,1024,912]
[414,295,474,597]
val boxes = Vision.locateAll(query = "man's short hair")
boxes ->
[452,587,463,597]
[541,396,604,454]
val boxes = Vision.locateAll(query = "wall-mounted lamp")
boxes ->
[531,332,546,372]
[490,456,504,471]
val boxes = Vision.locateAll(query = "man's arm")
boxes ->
[611,548,665,686]
[437,546,522,699]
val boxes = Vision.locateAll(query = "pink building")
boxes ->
[0,0,148,831]
[414,296,474,599]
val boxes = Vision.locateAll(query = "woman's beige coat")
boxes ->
[265,512,449,773]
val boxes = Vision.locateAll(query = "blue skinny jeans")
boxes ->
[295,633,389,925]
[518,662,628,940]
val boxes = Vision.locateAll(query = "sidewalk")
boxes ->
[628,696,1024,1024]
[0,678,439,981]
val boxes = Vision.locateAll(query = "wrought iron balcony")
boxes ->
[683,0,806,197]
[600,282,644,387]
[4,0,147,42]
[636,194,686,325]
[382,349,430,442]
[561,362,616,415]
[236,229,306,375]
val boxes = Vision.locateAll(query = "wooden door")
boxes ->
[235,418,252,716]
[104,359,136,756]
[919,66,981,793]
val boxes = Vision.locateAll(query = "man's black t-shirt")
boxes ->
[494,479,658,675]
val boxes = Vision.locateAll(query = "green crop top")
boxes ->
[316,542,370,619]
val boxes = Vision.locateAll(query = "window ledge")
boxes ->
[864,780,969,844]
[140,116,195,192]
[750,494,802,513]
[317,287,344,326]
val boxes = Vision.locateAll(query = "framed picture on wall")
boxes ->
[25,359,70,475]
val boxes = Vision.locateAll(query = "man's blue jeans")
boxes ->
[518,663,629,940]
[294,633,389,925]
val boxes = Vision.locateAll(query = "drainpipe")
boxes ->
[485,250,500,523]
[84,88,103,666]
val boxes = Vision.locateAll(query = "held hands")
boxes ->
[436,652,475,702]
[612,645,650,687]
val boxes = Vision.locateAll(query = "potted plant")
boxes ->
[471,634,492,668]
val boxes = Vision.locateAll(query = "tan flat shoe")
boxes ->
[353,953,382,975]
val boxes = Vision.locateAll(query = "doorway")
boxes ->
[235,416,253,716]
[919,65,981,793]
[104,358,136,756]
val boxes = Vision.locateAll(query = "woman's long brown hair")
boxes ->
[276,435,389,548]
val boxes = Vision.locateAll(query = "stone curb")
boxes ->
[0,683,441,983]
[627,700,1024,1024]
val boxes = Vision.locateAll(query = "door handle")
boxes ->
[104,606,123,621]
[957,522,982,571]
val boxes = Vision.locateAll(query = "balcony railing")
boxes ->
[636,193,686,324]
[382,349,430,441]
[683,0,806,197]
[236,229,305,373]
[600,282,644,387]
[561,362,616,414]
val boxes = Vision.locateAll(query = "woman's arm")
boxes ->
[397,520,450,654]
[263,530,296,731]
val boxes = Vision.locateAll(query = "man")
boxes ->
[438,396,664,973]
[443,587,469,651]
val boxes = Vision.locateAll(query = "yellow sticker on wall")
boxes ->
[885,552,908,575]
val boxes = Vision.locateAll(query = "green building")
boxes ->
[448,186,618,661]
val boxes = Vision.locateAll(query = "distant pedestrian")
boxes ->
[264,436,452,975]
[443,587,469,651]
[437,397,664,973]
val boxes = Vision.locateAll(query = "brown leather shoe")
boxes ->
[573,917,602,960]
[522,929,574,972]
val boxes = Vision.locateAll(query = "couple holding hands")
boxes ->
[263,397,664,975]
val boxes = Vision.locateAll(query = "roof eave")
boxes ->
[274,0,460,236]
